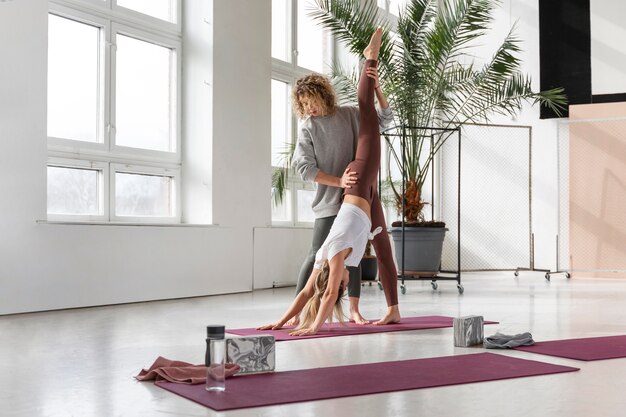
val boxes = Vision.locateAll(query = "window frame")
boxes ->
[52,0,181,32]
[47,0,182,224]
[46,157,109,222]
[110,22,182,163]
[47,5,109,151]
[270,0,335,227]
[109,163,181,223]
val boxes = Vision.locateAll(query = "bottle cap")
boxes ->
[206,325,225,337]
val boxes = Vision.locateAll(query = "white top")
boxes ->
[314,204,383,268]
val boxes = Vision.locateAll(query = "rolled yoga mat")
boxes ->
[156,352,578,411]
[515,334,626,361]
[228,315,498,341]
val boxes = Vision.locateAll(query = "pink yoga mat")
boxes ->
[228,315,497,341]
[515,335,626,361]
[156,352,578,411]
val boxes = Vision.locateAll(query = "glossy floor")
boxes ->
[1,272,625,417]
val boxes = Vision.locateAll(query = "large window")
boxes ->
[271,0,332,226]
[47,1,181,223]
[377,0,408,17]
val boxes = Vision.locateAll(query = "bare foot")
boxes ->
[374,305,401,325]
[349,297,369,324]
[363,27,382,60]
[350,310,370,325]
[285,316,300,327]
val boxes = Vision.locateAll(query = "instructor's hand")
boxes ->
[340,167,358,189]
[366,66,380,87]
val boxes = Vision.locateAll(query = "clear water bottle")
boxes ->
[205,325,226,392]
[205,338,226,392]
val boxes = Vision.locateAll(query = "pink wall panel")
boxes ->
[568,103,626,278]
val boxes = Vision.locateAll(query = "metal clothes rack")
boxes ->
[513,235,570,280]
[380,125,463,294]
[514,123,569,281]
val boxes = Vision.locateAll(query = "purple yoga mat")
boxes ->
[156,352,578,411]
[228,315,498,341]
[515,334,626,361]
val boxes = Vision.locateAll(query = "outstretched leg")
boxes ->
[345,27,383,199]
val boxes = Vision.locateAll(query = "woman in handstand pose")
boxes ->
[259,28,400,336]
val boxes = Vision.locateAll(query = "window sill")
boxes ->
[37,220,217,228]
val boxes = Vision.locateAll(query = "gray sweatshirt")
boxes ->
[292,105,393,219]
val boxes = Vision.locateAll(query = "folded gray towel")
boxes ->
[484,332,535,349]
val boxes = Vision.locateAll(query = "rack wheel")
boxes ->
[378,281,383,291]
[431,281,438,290]
[545,273,551,281]
[565,272,571,279]
[514,271,519,277]
[401,284,406,295]
[457,284,464,294]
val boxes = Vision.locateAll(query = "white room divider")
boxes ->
[440,124,532,272]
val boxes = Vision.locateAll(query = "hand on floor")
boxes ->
[288,327,318,337]
[256,323,283,331]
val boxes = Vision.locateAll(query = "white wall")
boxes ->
[591,0,626,95]
[469,0,562,271]
[0,0,311,315]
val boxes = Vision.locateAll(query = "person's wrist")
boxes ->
[374,84,381,90]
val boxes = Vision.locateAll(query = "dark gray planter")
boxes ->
[390,227,448,273]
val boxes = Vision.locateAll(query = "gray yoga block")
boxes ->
[453,315,484,347]
[226,335,275,374]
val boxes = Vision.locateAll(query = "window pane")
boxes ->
[272,189,291,222]
[271,79,290,167]
[116,35,173,152]
[389,0,407,16]
[117,0,174,22]
[48,15,99,142]
[296,189,315,223]
[297,0,326,72]
[115,172,173,217]
[272,0,290,62]
[47,166,100,215]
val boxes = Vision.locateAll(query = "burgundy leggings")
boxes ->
[344,59,398,306]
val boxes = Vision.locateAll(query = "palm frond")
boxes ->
[310,0,393,63]
[330,61,359,105]
[310,0,568,222]
[271,141,297,207]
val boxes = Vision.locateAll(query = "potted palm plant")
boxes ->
[310,0,566,273]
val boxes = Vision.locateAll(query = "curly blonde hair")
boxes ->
[292,74,338,119]
[298,260,345,330]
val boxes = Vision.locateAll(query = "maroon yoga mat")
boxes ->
[228,315,498,341]
[515,335,626,361]
[156,352,578,411]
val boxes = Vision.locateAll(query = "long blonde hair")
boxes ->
[298,260,345,329]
